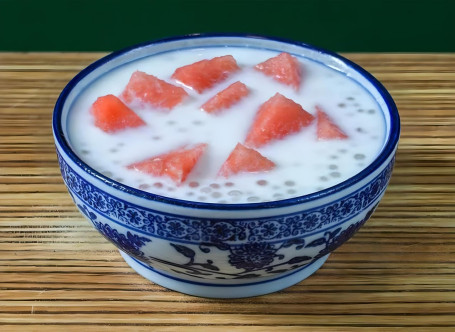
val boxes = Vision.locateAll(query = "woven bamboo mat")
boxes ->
[0,52,454,331]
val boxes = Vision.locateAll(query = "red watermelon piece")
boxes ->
[219,143,276,177]
[201,81,249,113]
[316,106,349,140]
[255,52,301,90]
[90,94,145,133]
[245,93,314,148]
[127,144,207,184]
[120,71,188,110]
[171,55,240,93]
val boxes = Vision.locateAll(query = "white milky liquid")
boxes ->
[68,47,386,203]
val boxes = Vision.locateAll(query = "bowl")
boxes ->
[53,34,400,298]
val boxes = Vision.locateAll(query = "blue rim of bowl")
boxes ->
[53,33,400,211]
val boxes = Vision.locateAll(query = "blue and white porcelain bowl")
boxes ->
[53,34,400,298]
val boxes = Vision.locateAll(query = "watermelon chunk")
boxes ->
[201,81,249,113]
[171,55,240,93]
[316,106,349,140]
[219,143,276,177]
[127,144,207,184]
[255,52,301,90]
[120,71,188,110]
[90,94,145,133]
[245,93,314,148]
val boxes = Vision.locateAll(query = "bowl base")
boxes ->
[119,251,329,298]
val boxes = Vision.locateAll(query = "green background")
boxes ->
[0,0,453,52]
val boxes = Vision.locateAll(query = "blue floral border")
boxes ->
[79,201,378,280]
[57,150,394,244]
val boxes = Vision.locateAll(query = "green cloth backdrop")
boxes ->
[0,0,453,52]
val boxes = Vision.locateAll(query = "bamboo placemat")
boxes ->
[0,52,454,331]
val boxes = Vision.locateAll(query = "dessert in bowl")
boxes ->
[53,34,400,298]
